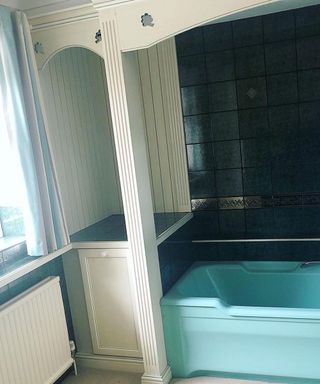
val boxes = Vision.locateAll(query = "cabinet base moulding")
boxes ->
[141,365,172,384]
[76,353,144,373]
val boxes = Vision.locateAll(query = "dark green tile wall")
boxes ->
[175,4,320,237]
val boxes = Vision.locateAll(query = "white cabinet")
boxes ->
[79,248,142,358]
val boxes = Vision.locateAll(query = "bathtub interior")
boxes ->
[172,262,320,309]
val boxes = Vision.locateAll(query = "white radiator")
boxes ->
[0,277,73,384]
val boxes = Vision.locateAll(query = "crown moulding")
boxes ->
[21,0,138,19]
[29,4,98,30]
[91,0,137,9]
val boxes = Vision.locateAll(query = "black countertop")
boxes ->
[70,212,190,242]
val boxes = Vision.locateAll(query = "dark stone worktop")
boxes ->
[70,212,190,243]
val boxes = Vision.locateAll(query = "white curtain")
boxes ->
[0,6,69,256]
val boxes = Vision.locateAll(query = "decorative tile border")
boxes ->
[303,194,320,205]
[218,197,244,210]
[192,193,320,211]
[191,198,218,211]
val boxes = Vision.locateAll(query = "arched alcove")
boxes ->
[40,46,123,235]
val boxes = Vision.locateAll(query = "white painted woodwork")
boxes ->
[0,277,73,384]
[76,352,144,373]
[40,47,123,235]
[79,248,142,357]
[29,5,96,26]
[31,9,102,71]
[156,39,190,212]
[6,0,89,14]
[92,0,320,51]
[32,9,190,216]
[72,241,129,249]
[0,244,72,288]
[123,50,171,382]
[155,212,193,246]
[62,249,93,355]
[138,39,190,213]
[18,0,320,21]
[98,10,171,383]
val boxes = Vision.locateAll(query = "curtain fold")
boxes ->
[0,6,69,256]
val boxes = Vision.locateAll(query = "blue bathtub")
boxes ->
[161,262,320,381]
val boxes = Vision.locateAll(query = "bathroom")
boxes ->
[1,1,320,384]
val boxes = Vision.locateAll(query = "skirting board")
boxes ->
[76,353,144,373]
[142,365,172,384]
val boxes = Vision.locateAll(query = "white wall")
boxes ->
[40,47,123,235]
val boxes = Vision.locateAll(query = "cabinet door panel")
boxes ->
[79,249,141,357]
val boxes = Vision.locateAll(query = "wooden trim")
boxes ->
[141,365,172,384]
[93,0,282,52]
[92,0,136,10]
[76,352,144,373]
[156,213,193,246]
[27,3,96,21]
[79,248,142,357]
[31,18,103,70]
[0,244,72,288]
[30,12,98,32]
[29,0,320,52]
[98,9,171,382]
[72,241,129,249]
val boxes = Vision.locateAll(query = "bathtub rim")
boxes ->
[161,261,320,320]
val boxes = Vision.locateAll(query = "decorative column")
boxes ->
[96,8,172,384]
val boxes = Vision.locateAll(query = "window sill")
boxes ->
[0,236,25,253]
[0,243,72,288]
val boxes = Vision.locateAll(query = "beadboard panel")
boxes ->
[138,38,191,213]
[40,47,123,235]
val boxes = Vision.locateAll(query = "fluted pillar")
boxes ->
[96,8,172,384]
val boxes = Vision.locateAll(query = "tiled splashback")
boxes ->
[158,237,320,293]
[176,5,320,224]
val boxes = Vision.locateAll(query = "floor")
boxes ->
[61,368,141,384]
[61,369,278,384]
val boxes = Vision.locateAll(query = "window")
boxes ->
[0,8,68,257]
[0,91,25,240]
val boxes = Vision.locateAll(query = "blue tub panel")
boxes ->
[161,262,320,380]
[162,306,320,379]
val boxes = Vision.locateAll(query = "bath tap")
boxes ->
[300,261,320,268]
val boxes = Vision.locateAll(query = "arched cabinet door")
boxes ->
[30,6,103,71]
[79,248,142,358]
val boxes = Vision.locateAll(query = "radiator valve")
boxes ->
[69,340,77,376]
